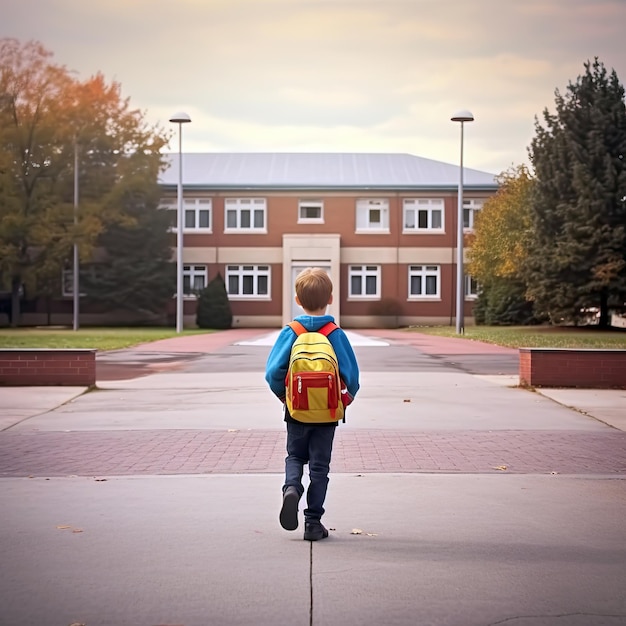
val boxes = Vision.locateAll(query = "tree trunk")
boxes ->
[598,288,610,329]
[10,277,21,328]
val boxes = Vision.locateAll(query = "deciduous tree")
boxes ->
[0,38,170,325]
[467,165,540,324]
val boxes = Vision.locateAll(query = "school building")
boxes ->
[159,152,498,328]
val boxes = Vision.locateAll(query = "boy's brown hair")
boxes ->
[295,267,333,312]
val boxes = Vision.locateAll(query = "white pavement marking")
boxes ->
[235,330,389,347]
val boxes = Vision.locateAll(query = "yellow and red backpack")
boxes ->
[285,321,346,423]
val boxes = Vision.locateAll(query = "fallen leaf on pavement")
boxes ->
[56,525,71,530]
[493,465,508,471]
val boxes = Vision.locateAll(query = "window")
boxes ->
[62,269,85,298]
[162,198,212,231]
[298,200,324,223]
[226,265,270,297]
[349,265,380,298]
[403,199,444,232]
[408,265,440,298]
[463,199,484,230]
[225,198,266,232]
[184,199,212,231]
[465,275,479,299]
[183,265,208,296]
[356,199,389,232]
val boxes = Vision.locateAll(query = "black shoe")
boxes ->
[280,486,300,531]
[304,520,329,541]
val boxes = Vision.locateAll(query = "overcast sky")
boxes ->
[3,0,626,175]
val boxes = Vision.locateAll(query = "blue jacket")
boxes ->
[265,314,360,405]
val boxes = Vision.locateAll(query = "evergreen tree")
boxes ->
[527,58,626,326]
[79,181,175,322]
[473,278,542,326]
[196,274,233,329]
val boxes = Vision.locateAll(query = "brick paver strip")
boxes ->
[1,429,625,477]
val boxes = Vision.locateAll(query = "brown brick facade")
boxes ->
[519,348,626,388]
[0,350,96,386]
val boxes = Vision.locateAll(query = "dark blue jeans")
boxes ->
[284,421,336,522]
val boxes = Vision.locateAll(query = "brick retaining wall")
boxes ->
[519,348,626,388]
[0,350,96,386]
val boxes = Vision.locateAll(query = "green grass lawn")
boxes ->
[407,325,626,349]
[0,327,213,350]
[1,324,624,351]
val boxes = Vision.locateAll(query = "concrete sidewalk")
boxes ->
[1,329,626,626]
[2,373,625,432]
[2,473,625,626]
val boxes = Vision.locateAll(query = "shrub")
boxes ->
[196,274,232,329]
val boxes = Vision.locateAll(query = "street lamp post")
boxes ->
[73,137,79,332]
[169,112,192,333]
[451,110,474,335]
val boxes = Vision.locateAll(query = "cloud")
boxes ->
[2,0,626,176]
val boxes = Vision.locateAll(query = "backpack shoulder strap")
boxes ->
[288,321,307,336]
[317,322,339,337]
[288,321,338,337]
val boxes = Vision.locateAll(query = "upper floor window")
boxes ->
[463,199,484,230]
[184,199,212,231]
[225,198,266,233]
[403,199,444,233]
[162,198,212,232]
[226,264,270,298]
[298,200,324,223]
[408,265,440,298]
[183,265,208,296]
[349,265,380,298]
[356,199,389,233]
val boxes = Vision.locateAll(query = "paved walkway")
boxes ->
[2,328,626,626]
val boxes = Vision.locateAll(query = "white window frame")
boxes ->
[408,265,441,299]
[463,199,484,231]
[348,265,381,299]
[183,264,208,297]
[298,199,324,224]
[356,199,389,233]
[403,198,444,233]
[465,275,479,300]
[62,269,85,298]
[183,198,212,232]
[161,198,212,232]
[224,198,267,233]
[226,264,271,299]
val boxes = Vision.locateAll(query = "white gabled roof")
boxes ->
[159,152,497,190]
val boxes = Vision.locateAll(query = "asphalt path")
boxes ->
[95,339,519,380]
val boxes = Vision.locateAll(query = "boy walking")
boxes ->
[265,267,360,541]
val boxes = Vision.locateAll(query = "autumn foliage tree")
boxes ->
[467,165,541,325]
[0,38,170,325]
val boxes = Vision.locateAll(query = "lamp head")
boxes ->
[169,111,192,124]
[451,110,474,123]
